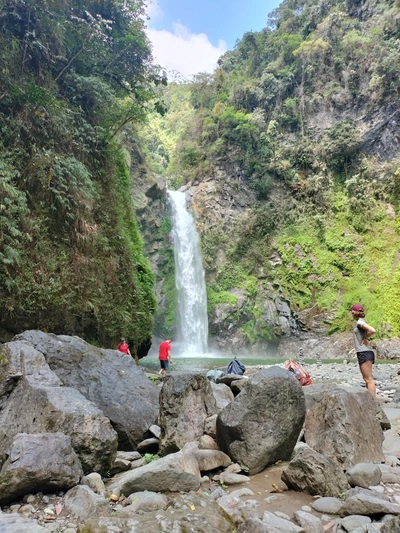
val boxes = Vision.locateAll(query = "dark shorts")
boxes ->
[357,350,375,366]
[160,359,169,370]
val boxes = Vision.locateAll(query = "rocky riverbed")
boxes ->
[2,331,400,533]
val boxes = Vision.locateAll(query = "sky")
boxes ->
[145,0,282,79]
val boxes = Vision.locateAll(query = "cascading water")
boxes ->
[168,190,208,355]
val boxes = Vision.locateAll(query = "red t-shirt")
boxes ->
[159,341,170,360]
[118,342,130,354]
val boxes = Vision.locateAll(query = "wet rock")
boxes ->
[0,433,82,506]
[217,367,305,475]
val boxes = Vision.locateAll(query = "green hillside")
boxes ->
[141,0,400,339]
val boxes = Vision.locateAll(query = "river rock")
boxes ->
[186,445,231,471]
[81,472,105,496]
[159,372,217,453]
[346,463,382,488]
[339,487,400,517]
[261,509,304,532]
[293,510,324,533]
[14,331,159,450]
[0,513,48,532]
[281,444,350,497]
[106,448,201,497]
[123,491,167,511]
[341,515,372,531]
[304,387,384,469]
[0,341,117,475]
[210,381,234,410]
[0,433,82,506]
[216,366,305,475]
[64,485,110,521]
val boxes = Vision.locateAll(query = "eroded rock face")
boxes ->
[216,366,305,475]
[304,387,385,469]
[0,433,82,506]
[0,341,117,474]
[14,330,159,450]
[159,372,217,453]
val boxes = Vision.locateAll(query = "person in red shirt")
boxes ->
[117,337,131,356]
[158,338,172,377]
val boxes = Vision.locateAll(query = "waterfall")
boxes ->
[168,190,208,355]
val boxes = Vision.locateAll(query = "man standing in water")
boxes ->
[158,338,172,377]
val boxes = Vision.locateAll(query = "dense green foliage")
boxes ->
[142,0,400,339]
[0,0,165,349]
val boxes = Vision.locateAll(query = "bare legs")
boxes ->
[360,360,376,398]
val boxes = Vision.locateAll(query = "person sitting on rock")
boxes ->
[117,337,131,356]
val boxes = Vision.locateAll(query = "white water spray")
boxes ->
[169,190,208,355]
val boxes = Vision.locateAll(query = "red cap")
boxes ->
[351,304,364,312]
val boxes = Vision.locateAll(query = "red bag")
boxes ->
[284,359,312,386]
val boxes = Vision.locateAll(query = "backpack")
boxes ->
[284,359,312,386]
[226,357,246,376]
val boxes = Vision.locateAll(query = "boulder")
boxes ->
[15,331,159,450]
[0,433,82,506]
[346,463,382,488]
[261,510,304,532]
[237,518,270,533]
[210,381,234,410]
[293,510,324,533]
[106,448,201,496]
[64,485,110,521]
[339,487,400,517]
[0,341,117,474]
[216,366,305,475]
[304,387,384,469]
[159,372,217,453]
[281,444,350,497]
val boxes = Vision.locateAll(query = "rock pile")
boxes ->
[1,331,400,533]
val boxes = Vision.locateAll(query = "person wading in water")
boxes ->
[351,304,376,398]
[158,338,172,377]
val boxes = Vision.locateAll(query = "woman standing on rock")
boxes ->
[351,304,376,398]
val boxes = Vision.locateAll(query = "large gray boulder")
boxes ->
[15,330,159,449]
[339,487,400,517]
[216,366,305,475]
[304,387,384,469]
[159,372,217,453]
[0,341,117,474]
[0,433,82,506]
[106,448,201,497]
[281,444,350,497]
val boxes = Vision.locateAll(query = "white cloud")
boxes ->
[147,23,227,79]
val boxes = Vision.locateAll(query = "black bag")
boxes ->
[226,357,246,376]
